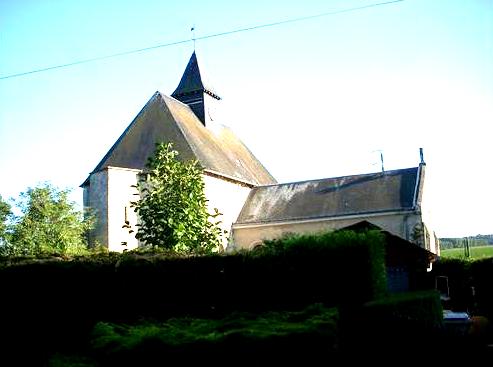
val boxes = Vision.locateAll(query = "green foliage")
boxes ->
[47,305,338,365]
[257,229,388,300]
[363,290,443,328]
[131,142,223,254]
[342,290,444,352]
[1,183,93,257]
[0,194,12,245]
[48,354,95,367]
[88,304,339,363]
[257,228,383,255]
[1,230,387,364]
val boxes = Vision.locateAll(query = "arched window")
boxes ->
[250,240,264,250]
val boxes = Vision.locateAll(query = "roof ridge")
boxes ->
[254,166,419,189]
[236,165,420,225]
[87,92,161,176]
[160,93,205,166]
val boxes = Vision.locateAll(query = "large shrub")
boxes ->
[131,142,223,254]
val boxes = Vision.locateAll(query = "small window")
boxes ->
[122,206,131,229]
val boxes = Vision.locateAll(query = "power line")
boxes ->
[0,0,404,81]
[0,39,191,80]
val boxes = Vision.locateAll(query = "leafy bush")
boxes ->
[131,142,223,254]
[0,183,93,257]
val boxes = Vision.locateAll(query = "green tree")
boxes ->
[0,195,12,246]
[131,142,223,254]
[5,184,93,256]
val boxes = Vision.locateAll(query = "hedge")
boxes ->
[339,290,443,352]
[0,229,386,364]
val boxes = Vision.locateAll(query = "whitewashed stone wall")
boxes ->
[231,211,426,252]
[202,173,252,250]
[106,167,140,252]
[418,166,440,255]
[84,170,108,247]
[85,168,251,252]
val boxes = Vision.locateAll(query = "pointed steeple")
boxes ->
[171,52,221,126]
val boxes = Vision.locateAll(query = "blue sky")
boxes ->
[1,0,492,237]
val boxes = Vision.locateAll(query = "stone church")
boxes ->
[82,52,439,256]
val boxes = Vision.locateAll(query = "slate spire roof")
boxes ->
[170,52,221,126]
[171,51,220,100]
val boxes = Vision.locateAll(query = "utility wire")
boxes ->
[0,0,404,80]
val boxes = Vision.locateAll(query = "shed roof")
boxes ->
[340,221,437,264]
[82,92,275,186]
[236,167,421,224]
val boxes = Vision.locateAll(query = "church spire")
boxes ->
[171,52,221,126]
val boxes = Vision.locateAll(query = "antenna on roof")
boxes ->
[419,147,425,164]
[371,150,385,173]
[191,25,196,51]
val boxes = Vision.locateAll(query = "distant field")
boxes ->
[440,245,493,259]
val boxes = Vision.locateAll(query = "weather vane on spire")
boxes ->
[191,25,196,51]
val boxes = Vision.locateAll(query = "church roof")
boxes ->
[171,51,220,99]
[236,167,422,225]
[82,92,275,186]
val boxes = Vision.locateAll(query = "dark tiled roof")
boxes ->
[236,168,420,224]
[82,92,275,186]
[171,52,220,99]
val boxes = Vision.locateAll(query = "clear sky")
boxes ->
[1,0,492,237]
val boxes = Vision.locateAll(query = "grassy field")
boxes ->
[440,245,493,259]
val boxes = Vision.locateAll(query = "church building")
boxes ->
[81,52,276,251]
[82,52,439,256]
